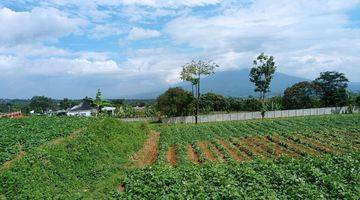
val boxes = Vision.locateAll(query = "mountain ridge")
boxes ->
[124,69,360,99]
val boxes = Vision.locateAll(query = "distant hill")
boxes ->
[349,82,360,93]
[129,69,360,99]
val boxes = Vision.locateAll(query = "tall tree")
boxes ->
[59,98,72,110]
[180,60,219,123]
[282,81,321,109]
[29,96,56,113]
[94,89,104,112]
[156,87,195,117]
[313,71,349,107]
[249,53,277,118]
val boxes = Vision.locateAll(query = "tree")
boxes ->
[356,95,360,107]
[59,98,72,110]
[156,87,195,117]
[180,60,219,123]
[313,71,349,107]
[249,53,277,118]
[199,93,229,113]
[94,89,103,110]
[29,96,56,113]
[282,81,321,109]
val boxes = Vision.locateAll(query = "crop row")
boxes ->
[157,132,350,166]
[151,114,360,166]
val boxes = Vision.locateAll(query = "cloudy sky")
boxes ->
[0,0,359,99]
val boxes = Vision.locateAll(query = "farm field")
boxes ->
[0,117,94,165]
[119,114,360,199]
[0,114,359,199]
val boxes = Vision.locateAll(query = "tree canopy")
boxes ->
[29,96,56,113]
[282,81,321,109]
[314,71,349,107]
[156,87,195,117]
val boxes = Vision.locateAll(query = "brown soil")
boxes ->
[213,144,227,163]
[265,135,299,157]
[118,184,125,192]
[231,139,253,158]
[187,145,200,164]
[131,131,160,167]
[198,141,217,162]
[166,146,177,166]
[240,137,270,158]
[219,140,243,161]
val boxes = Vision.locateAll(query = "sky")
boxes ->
[0,0,360,99]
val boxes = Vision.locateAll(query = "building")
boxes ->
[101,106,116,115]
[67,101,97,117]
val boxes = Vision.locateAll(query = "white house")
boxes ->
[67,102,97,117]
[101,106,116,115]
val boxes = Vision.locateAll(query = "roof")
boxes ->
[69,102,95,112]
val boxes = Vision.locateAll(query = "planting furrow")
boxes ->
[218,140,243,162]
[187,144,200,165]
[166,146,177,167]
[198,141,217,163]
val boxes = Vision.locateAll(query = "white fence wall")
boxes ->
[160,106,358,124]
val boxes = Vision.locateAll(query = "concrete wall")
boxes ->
[161,106,359,124]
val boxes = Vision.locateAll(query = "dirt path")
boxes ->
[131,131,160,167]
[166,146,177,166]
[187,145,200,164]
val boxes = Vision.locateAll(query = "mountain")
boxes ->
[129,69,359,99]
[349,82,360,93]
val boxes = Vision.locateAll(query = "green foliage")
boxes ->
[156,87,195,117]
[314,71,349,107]
[116,105,158,118]
[356,96,360,107]
[283,81,322,109]
[116,153,359,199]
[0,116,93,164]
[1,114,359,199]
[199,92,229,113]
[59,98,76,110]
[29,96,57,113]
[0,119,148,199]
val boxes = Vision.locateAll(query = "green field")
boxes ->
[0,117,94,165]
[0,114,359,199]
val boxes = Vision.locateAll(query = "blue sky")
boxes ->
[0,0,359,99]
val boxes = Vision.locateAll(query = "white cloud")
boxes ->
[0,7,87,46]
[165,0,360,81]
[43,0,223,8]
[120,48,190,83]
[127,27,161,40]
[89,24,126,39]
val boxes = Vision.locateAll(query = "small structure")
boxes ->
[101,106,116,116]
[67,102,97,117]
[0,111,22,118]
